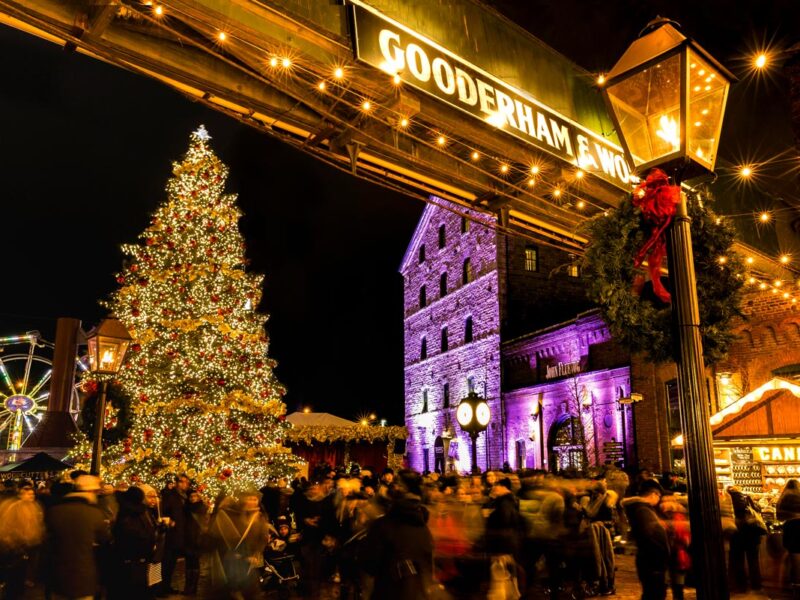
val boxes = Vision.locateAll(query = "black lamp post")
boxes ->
[86,316,131,476]
[602,17,735,600]
[456,391,491,475]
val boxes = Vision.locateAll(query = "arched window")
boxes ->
[464,316,474,343]
[440,272,448,297]
[419,285,427,308]
[422,390,428,413]
[438,224,446,248]
[462,257,473,284]
[420,337,427,360]
[441,326,449,352]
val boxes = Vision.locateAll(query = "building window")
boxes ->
[567,264,580,278]
[464,316,473,343]
[441,326,449,352]
[461,216,470,234]
[419,244,426,264]
[419,285,426,308]
[438,224,446,249]
[420,337,427,360]
[525,246,539,272]
[443,383,450,408]
[462,257,473,285]
[467,376,476,393]
[422,390,428,413]
[440,272,447,297]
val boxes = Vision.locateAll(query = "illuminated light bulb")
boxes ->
[317,81,326,91]
[361,100,371,111]
[637,188,646,198]
[715,217,722,225]
[500,164,509,174]
[154,5,164,15]
[775,280,783,287]
[217,31,227,42]
[740,166,752,178]
[780,254,791,264]
[690,62,696,69]
[705,76,712,83]
[694,121,702,127]
[471,151,480,161]
[436,135,447,146]
[303,407,311,414]
[360,419,368,426]
[269,57,278,68]
[553,188,562,198]
[603,210,609,217]
[755,53,768,69]
[746,257,754,265]
[718,256,727,264]
[576,200,586,209]
[333,67,344,79]
[759,212,770,223]
[281,57,291,68]
[655,115,679,150]
[527,178,536,187]
[759,282,767,290]
[399,117,409,128]
[702,109,709,115]
[694,85,701,92]
[784,292,791,299]
[575,170,584,179]
[530,165,540,175]
[392,74,402,85]
[793,298,798,304]
[698,69,706,76]
[772,288,779,294]
[596,74,606,85]
[705,85,711,91]
[748,277,756,284]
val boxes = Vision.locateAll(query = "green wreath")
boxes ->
[582,191,744,365]
[79,381,134,446]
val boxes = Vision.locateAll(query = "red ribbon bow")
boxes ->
[632,168,679,303]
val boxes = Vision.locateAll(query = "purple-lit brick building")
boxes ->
[401,198,635,473]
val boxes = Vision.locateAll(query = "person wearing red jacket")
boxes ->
[660,496,690,600]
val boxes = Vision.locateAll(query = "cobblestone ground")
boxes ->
[24,551,791,599]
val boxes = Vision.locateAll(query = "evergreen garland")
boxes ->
[582,191,744,364]
[79,381,134,446]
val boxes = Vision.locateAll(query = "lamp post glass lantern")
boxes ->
[86,316,132,475]
[456,391,490,474]
[602,17,734,600]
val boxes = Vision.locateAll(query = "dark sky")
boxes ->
[2,1,798,424]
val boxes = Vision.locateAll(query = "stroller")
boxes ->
[260,537,300,598]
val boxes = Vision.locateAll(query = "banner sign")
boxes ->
[350,1,632,189]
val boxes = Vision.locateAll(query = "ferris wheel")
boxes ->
[0,332,84,451]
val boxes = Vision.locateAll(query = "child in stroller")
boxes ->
[261,516,300,597]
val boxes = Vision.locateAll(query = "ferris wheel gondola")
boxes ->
[0,332,84,451]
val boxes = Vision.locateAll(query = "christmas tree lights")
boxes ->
[75,126,299,496]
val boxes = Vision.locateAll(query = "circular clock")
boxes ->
[476,402,491,427]
[456,402,473,427]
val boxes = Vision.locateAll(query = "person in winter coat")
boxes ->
[0,483,45,599]
[622,480,670,600]
[44,474,111,600]
[109,486,165,600]
[660,496,690,600]
[184,489,209,596]
[484,478,524,600]
[363,469,433,600]
[159,474,190,596]
[728,486,765,592]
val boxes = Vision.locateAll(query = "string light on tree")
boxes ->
[74,127,299,496]
[754,53,768,69]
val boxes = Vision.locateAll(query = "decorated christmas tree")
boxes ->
[89,126,297,496]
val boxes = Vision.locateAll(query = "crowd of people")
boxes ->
[1,464,800,599]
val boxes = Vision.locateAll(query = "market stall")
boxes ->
[284,411,408,475]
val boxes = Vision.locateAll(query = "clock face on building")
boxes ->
[456,402,473,427]
[476,402,491,426]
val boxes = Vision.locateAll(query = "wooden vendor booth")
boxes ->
[285,412,408,476]
[674,379,800,493]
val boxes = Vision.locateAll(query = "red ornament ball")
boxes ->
[214,435,222,444]
[116,276,126,284]
[217,379,226,386]
[222,468,233,478]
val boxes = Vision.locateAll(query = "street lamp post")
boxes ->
[602,18,735,600]
[86,316,132,476]
[455,391,491,475]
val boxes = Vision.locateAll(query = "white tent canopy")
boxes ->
[285,412,357,427]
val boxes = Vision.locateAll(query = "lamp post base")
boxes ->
[90,381,108,476]
[470,432,480,475]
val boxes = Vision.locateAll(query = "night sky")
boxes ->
[2,1,798,424]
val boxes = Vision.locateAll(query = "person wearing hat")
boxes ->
[44,474,111,600]
[621,479,669,600]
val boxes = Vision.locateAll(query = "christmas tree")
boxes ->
[90,126,297,496]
